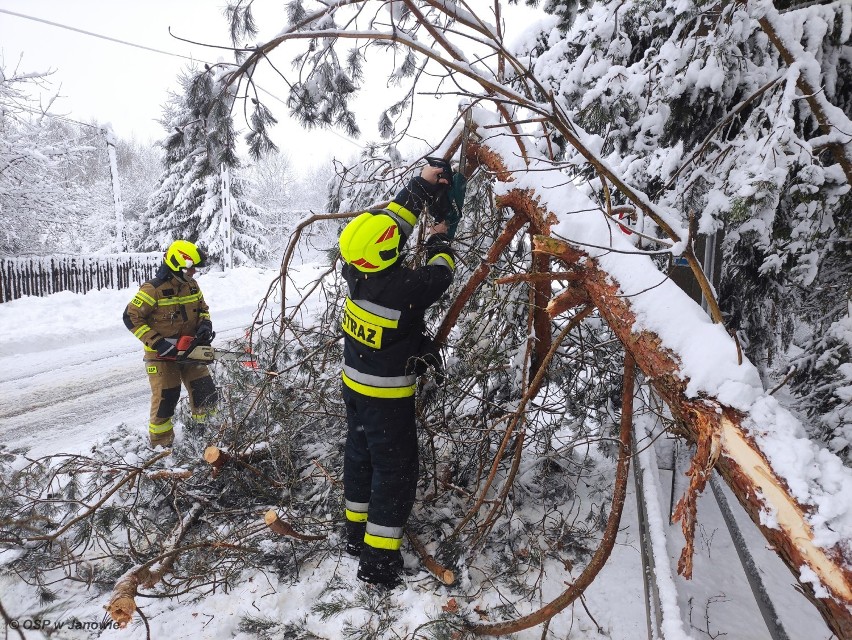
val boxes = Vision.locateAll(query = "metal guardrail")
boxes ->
[709,473,791,640]
[633,436,665,639]
[635,409,795,640]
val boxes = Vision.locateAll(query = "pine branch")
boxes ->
[24,450,171,543]
[469,352,634,636]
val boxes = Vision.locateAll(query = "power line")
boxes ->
[0,7,363,150]
[0,8,207,63]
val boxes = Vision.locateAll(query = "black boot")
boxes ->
[345,521,366,557]
[357,545,403,588]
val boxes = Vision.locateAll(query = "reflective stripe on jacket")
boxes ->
[123,262,210,358]
[341,177,454,398]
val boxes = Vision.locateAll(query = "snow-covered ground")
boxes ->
[0,266,285,457]
[0,266,835,639]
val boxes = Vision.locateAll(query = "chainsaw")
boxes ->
[169,335,257,367]
[424,108,473,240]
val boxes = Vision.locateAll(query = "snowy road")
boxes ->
[0,307,255,457]
[0,265,302,458]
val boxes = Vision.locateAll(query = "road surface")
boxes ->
[0,307,253,457]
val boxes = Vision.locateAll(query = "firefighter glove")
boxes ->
[153,338,178,359]
[425,233,455,264]
[425,156,453,184]
[195,320,215,346]
[423,158,454,223]
[412,334,445,385]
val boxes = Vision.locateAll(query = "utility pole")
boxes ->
[102,126,125,252]
[221,163,233,270]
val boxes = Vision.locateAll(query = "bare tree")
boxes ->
[0,62,93,254]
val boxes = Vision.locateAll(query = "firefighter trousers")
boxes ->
[145,360,218,432]
[342,384,418,553]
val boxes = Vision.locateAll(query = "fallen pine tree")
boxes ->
[2,0,850,628]
[432,109,852,636]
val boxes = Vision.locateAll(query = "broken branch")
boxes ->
[263,510,326,541]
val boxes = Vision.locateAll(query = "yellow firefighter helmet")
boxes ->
[339,212,401,273]
[165,240,207,272]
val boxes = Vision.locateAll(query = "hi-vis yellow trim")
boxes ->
[199,312,211,319]
[342,308,382,347]
[342,371,416,398]
[385,201,417,227]
[346,509,368,523]
[134,324,152,339]
[345,298,398,329]
[147,365,158,374]
[342,297,400,349]
[192,409,217,421]
[364,532,403,551]
[158,292,203,306]
[428,252,456,270]
[149,419,174,434]
[134,291,156,307]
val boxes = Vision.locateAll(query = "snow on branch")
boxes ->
[754,0,852,184]
[464,119,852,636]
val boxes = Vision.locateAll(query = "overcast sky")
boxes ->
[0,0,364,169]
[2,2,236,139]
[0,0,540,170]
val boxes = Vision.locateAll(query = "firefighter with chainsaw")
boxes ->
[123,240,218,448]
[338,158,463,588]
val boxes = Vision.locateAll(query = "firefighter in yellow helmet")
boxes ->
[339,161,457,588]
[123,240,218,447]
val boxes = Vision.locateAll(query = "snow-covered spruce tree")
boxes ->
[513,0,851,434]
[790,222,852,462]
[144,66,269,265]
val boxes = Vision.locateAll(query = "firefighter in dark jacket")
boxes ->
[123,240,218,447]
[338,162,457,587]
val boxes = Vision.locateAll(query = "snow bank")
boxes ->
[0,266,279,349]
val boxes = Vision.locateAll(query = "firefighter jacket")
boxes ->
[123,263,211,360]
[341,177,455,398]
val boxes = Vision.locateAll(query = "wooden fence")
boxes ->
[0,253,162,303]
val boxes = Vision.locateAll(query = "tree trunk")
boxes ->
[454,139,852,638]
[534,234,852,639]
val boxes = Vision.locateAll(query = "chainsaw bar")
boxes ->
[176,345,256,366]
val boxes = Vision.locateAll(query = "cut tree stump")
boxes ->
[263,510,326,541]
